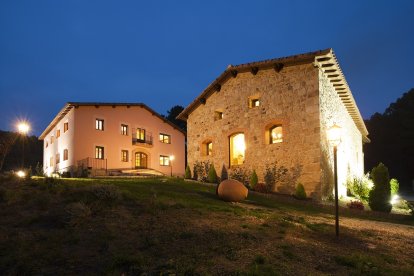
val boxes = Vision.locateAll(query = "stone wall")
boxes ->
[318,68,363,199]
[187,63,324,198]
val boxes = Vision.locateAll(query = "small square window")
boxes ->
[250,98,260,108]
[96,119,104,131]
[159,133,171,144]
[64,122,69,133]
[121,150,128,162]
[56,129,60,138]
[160,155,170,166]
[121,124,128,135]
[50,136,54,144]
[214,111,223,121]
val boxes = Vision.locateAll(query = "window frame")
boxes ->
[159,133,171,144]
[95,146,105,159]
[229,132,246,166]
[121,124,128,136]
[269,125,283,144]
[206,141,213,156]
[159,155,170,166]
[64,122,69,133]
[96,119,104,131]
[63,149,68,161]
[121,150,129,162]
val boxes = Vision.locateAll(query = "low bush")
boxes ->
[250,170,258,189]
[207,165,218,184]
[346,173,372,202]
[229,167,250,187]
[184,165,192,179]
[347,200,364,210]
[254,183,268,193]
[294,183,306,200]
[65,201,93,226]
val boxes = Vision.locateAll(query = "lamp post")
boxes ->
[169,155,175,177]
[17,121,30,168]
[327,123,342,238]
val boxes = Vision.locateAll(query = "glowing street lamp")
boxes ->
[17,122,30,135]
[169,155,175,177]
[327,123,342,238]
[16,121,30,168]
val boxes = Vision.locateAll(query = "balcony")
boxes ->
[132,128,153,147]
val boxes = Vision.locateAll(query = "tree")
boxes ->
[0,131,17,171]
[165,105,186,131]
[364,88,414,191]
[369,163,392,213]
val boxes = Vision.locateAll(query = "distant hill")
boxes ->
[0,130,43,172]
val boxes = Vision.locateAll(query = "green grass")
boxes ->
[0,176,413,275]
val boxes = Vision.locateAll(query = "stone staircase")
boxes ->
[107,168,164,177]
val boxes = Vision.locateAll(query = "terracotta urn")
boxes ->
[217,179,248,202]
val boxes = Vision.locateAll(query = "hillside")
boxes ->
[0,176,413,275]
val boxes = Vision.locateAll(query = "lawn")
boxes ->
[0,176,413,275]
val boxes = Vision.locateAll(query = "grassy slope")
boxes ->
[0,177,413,275]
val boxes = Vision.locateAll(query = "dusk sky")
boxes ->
[1,0,413,136]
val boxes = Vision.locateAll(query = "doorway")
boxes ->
[135,152,148,169]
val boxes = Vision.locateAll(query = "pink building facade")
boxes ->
[39,103,186,177]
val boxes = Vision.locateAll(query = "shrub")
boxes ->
[184,165,192,179]
[346,174,372,202]
[193,161,211,182]
[294,183,307,199]
[207,164,218,184]
[254,183,267,193]
[250,170,258,189]
[220,164,228,181]
[229,167,250,187]
[264,162,288,193]
[34,162,44,177]
[369,163,392,213]
[390,178,399,196]
[347,200,364,210]
[90,185,121,205]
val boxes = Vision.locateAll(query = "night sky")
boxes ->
[1,1,413,136]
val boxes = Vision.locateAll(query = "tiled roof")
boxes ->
[39,102,185,139]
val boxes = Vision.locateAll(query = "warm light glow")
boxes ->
[17,121,30,134]
[390,194,399,205]
[169,155,175,161]
[327,123,342,146]
[16,170,26,178]
[230,133,245,166]
[271,126,283,143]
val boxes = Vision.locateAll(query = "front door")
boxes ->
[135,152,148,169]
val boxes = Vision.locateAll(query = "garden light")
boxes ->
[16,170,26,178]
[390,194,399,205]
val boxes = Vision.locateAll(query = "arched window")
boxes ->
[269,125,283,144]
[229,133,245,166]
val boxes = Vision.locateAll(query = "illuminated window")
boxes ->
[229,133,245,166]
[63,149,68,161]
[160,155,170,166]
[159,133,171,144]
[270,125,283,144]
[137,128,146,141]
[56,129,60,138]
[121,150,128,162]
[95,146,104,159]
[96,119,104,131]
[214,111,223,121]
[249,98,260,108]
[206,142,213,156]
[56,153,60,164]
[135,152,148,168]
[64,122,69,133]
[121,124,128,135]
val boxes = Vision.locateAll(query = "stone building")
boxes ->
[178,49,369,199]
